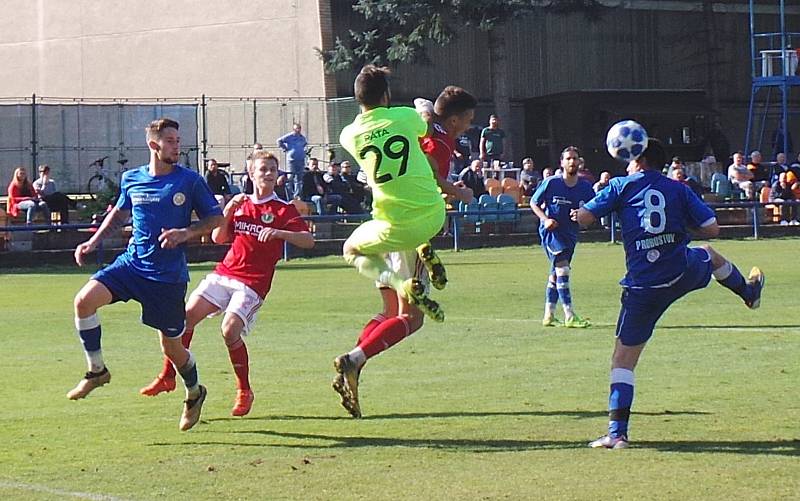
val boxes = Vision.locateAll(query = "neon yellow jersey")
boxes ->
[340,106,444,224]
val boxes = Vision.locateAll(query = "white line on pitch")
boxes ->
[0,480,131,501]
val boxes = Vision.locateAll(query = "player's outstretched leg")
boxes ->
[333,353,362,418]
[704,245,765,309]
[542,272,561,327]
[140,330,194,396]
[416,242,447,290]
[69,283,113,400]
[402,278,445,322]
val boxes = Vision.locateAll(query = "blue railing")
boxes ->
[4,201,799,262]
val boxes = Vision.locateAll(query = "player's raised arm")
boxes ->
[212,193,247,244]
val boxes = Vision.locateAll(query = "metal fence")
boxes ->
[0,95,359,193]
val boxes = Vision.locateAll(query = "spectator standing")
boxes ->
[459,159,487,198]
[593,171,612,228]
[7,167,50,224]
[205,159,232,205]
[33,164,75,224]
[479,114,506,166]
[277,123,308,199]
[728,151,755,199]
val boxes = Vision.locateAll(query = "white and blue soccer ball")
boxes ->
[606,120,648,162]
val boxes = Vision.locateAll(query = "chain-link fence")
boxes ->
[0,95,358,193]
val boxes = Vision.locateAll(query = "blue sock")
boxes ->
[546,276,559,304]
[555,266,572,306]
[75,314,104,373]
[608,368,635,438]
[713,262,750,302]
[177,352,200,393]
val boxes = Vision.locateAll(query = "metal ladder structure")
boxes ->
[744,0,800,157]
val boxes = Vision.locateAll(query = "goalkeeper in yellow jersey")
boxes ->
[332,65,446,417]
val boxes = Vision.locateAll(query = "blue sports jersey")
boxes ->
[531,175,595,250]
[583,169,716,288]
[114,164,221,283]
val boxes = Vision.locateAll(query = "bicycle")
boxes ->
[86,156,127,200]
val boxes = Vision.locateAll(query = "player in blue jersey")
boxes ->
[530,146,595,328]
[575,139,764,449]
[68,118,224,432]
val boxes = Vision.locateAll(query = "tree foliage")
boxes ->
[320,0,607,72]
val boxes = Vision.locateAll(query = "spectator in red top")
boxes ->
[139,150,314,416]
[7,167,50,224]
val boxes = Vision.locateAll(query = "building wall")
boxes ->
[330,1,800,162]
[0,0,331,98]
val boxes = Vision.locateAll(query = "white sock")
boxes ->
[347,347,366,368]
[713,261,732,281]
[85,350,104,373]
[562,303,574,319]
[544,302,557,318]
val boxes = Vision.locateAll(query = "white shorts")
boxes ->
[375,250,430,294]
[189,273,264,335]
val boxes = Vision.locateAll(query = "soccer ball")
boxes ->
[606,120,648,162]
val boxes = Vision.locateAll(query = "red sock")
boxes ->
[358,316,410,358]
[227,338,250,390]
[357,314,387,345]
[159,329,194,379]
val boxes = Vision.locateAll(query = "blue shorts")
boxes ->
[540,231,575,270]
[615,247,713,346]
[93,257,187,337]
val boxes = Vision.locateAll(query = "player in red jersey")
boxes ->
[333,86,478,418]
[140,150,314,416]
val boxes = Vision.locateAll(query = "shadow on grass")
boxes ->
[154,429,584,452]
[658,324,800,330]
[637,439,800,456]
[150,431,799,456]
[205,408,709,423]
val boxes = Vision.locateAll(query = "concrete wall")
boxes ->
[0,0,330,98]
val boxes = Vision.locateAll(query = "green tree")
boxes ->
[320,0,606,160]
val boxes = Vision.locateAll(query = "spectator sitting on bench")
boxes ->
[33,164,76,224]
[519,157,540,197]
[770,172,799,226]
[671,165,704,197]
[8,167,50,224]
[323,161,363,214]
[205,159,232,205]
[301,157,330,215]
[459,159,487,198]
[341,160,368,211]
[728,151,754,199]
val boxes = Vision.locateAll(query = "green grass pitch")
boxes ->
[1,238,798,500]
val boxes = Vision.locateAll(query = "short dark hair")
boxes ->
[561,146,580,160]
[672,156,682,164]
[434,86,477,120]
[145,118,179,141]
[640,138,667,170]
[354,65,391,107]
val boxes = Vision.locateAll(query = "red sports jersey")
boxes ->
[214,194,308,297]
[420,122,455,179]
